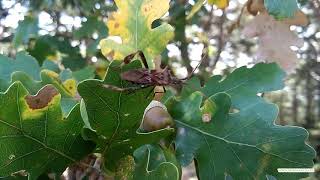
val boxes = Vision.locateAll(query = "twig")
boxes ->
[228,1,248,34]
[211,10,226,69]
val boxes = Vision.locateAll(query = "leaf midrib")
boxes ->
[0,85,76,169]
[0,118,77,168]
[175,120,309,167]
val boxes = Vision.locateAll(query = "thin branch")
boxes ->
[212,11,226,69]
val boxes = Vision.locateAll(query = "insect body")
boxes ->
[103,50,194,92]
[121,67,184,86]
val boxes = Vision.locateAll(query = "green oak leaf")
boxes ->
[6,70,78,116]
[133,145,180,180]
[182,63,286,110]
[99,0,174,68]
[0,51,41,82]
[0,53,94,114]
[264,0,299,19]
[74,16,107,39]
[0,79,9,92]
[41,60,60,73]
[77,60,174,170]
[72,66,96,82]
[167,63,315,179]
[60,66,96,83]
[28,35,85,69]
[0,82,94,179]
[13,16,38,47]
[186,0,206,20]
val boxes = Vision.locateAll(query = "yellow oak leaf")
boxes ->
[100,0,174,69]
[63,79,77,97]
[208,0,229,9]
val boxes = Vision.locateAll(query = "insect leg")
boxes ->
[162,86,166,93]
[102,84,144,92]
[126,85,152,95]
[153,86,166,101]
[137,51,149,69]
[146,86,156,99]
[123,50,149,69]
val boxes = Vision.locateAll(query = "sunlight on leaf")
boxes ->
[99,0,174,68]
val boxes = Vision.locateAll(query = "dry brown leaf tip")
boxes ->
[247,0,266,15]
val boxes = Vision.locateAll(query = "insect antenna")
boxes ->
[123,50,149,69]
[180,51,208,81]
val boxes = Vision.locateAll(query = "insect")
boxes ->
[103,50,214,126]
[103,50,202,92]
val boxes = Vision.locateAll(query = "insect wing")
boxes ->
[121,69,151,84]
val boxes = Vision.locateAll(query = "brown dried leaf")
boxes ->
[247,0,265,15]
[242,12,304,73]
[283,10,309,26]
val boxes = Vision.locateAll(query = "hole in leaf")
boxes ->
[152,19,162,29]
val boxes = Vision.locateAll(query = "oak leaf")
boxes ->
[99,0,174,68]
[242,12,304,73]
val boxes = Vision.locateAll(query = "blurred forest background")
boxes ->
[0,0,319,176]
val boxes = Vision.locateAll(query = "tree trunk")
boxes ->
[304,72,314,128]
[279,93,285,125]
[318,79,320,123]
[170,0,193,74]
[292,78,299,123]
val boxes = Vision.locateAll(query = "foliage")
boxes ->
[0,82,94,179]
[243,0,308,73]
[13,16,38,48]
[133,144,180,180]
[187,0,229,20]
[167,64,315,179]
[0,52,41,82]
[28,35,86,69]
[264,0,299,19]
[0,0,317,179]
[78,60,174,170]
[99,0,174,68]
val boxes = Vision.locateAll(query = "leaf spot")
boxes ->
[8,154,15,160]
[25,85,59,110]
[202,113,212,123]
[114,22,119,28]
